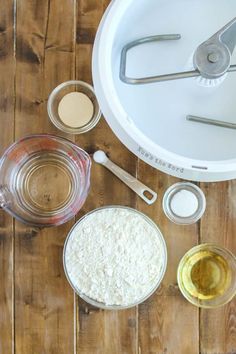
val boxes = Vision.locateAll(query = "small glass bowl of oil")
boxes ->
[177,244,236,308]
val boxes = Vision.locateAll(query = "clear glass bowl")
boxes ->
[63,205,167,310]
[47,80,101,134]
[0,134,91,227]
[163,182,206,225]
[177,243,236,308]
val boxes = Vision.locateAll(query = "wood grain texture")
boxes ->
[0,1,15,353]
[75,121,138,354]
[0,1,235,353]
[14,1,75,353]
[75,2,137,354]
[139,294,198,354]
[200,182,236,354]
[136,163,199,354]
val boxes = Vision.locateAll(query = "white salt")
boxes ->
[170,189,199,218]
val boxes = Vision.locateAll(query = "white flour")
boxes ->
[64,208,166,306]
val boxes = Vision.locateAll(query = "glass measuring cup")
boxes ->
[0,134,91,227]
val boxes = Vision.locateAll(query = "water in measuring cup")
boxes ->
[13,151,79,217]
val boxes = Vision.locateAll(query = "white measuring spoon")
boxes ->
[93,150,157,205]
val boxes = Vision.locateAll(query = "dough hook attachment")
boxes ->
[120,18,236,84]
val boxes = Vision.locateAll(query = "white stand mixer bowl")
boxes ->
[92,0,236,182]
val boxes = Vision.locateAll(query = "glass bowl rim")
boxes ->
[177,242,236,308]
[162,182,206,225]
[47,80,102,135]
[63,205,168,310]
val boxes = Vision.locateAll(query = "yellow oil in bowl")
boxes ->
[178,244,236,308]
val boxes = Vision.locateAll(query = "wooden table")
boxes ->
[0,1,235,353]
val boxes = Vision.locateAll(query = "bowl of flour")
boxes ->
[63,206,167,309]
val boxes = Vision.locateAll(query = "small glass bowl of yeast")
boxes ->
[47,80,101,134]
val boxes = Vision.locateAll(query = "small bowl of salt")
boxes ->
[162,182,206,225]
[47,80,101,134]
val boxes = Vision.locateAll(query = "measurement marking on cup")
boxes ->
[8,149,26,163]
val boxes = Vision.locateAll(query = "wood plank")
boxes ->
[4,1,234,353]
[75,119,137,354]
[75,1,137,353]
[14,1,76,353]
[200,181,236,354]
[0,1,15,353]
[139,294,199,354]
[137,164,199,354]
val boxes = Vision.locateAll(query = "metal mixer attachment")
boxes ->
[120,17,236,85]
